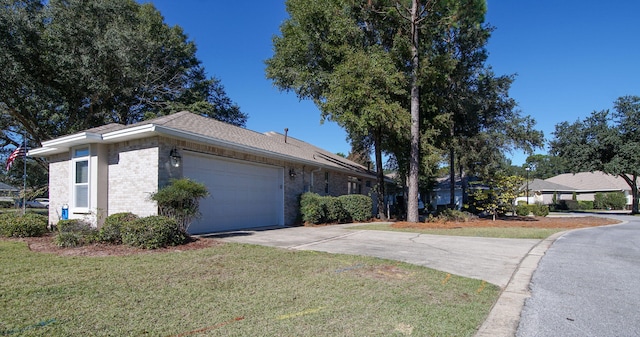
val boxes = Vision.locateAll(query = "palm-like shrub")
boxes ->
[150,178,208,232]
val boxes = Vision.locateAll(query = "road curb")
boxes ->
[474,230,567,337]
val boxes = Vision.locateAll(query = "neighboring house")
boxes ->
[0,182,19,197]
[522,172,637,209]
[429,175,485,210]
[30,111,378,233]
[0,182,20,204]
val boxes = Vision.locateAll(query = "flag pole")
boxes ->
[22,131,27,215]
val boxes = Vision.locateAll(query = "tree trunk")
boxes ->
[620,173,639,214]
[374,129,387,220]
[449,146,455,209]
[406,0,420,223]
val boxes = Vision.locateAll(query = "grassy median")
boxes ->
[0,240,498,336]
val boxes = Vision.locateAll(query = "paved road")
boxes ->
[517,215,640,337]
[212,224,540,288]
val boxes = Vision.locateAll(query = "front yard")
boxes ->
[0,238,498,336]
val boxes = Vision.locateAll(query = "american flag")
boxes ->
[5,146,27,172]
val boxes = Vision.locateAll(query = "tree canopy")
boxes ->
[266,0,543,221]
[0,0,246,149]
[550,95,640,214]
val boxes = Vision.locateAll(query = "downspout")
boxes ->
[310,167,322,193]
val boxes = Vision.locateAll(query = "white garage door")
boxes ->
[183,152,284,234]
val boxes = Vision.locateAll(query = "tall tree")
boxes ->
[427,0,543,208]
[524,154,568,179]
[550,95,640,214]
[0,0,246,148]
[266,0,413,219]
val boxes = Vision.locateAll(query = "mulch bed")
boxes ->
[391,216,620,230]
[3,216,620,257]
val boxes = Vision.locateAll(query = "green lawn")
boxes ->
[355,223,566,239]
[0,240,499,336]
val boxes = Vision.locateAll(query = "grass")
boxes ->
[0,240,499,336]
[355,223,567,239]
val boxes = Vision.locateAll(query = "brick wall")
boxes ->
[107,139,159,217]
[48,153,70,226]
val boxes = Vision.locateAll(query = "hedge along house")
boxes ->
[30,111,378,234]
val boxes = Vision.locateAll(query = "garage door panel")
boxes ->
[183,153,283,234]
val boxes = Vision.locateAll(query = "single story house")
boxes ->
[520,172,637,209]
[30,111,378,233]
[0,182,20,204]
[0,182,19,197]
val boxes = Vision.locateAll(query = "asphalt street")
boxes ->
[517,215,640,337]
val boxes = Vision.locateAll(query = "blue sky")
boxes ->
[145,0,640,167]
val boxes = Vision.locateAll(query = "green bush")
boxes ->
[121,216,187,249]
[531,204,549,217]
[300,193,324,224]
[322,196,348,223]
[300,193,373,224]
[577,200,594,210]
[150,178,209,232]
[516,204,530,217]
[0,213,48,238]
[99,212,139,244]
[594,192,627,210]
[338,194,372,222]
[55,219,98,247]
[0,201,15,208]
[607,192,627,210]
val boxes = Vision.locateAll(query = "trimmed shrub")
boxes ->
[322,196,348,223]
[150,178,208,232]
[604,192,626,210]
[594,192,627,210]
[300,193,373,224]
[99,212,139,244]
[338,194,372,222]
[55,219,99,247]
[577,200,594,210]
[531,204,549,217]
[300,193,324,224]
[516,204,530,217]
[121,216,187,249]
[0,213,48,238]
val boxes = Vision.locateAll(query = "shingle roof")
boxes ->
[545,172,634,191]
[0,182,19,191]
[66,111,373,177]
[527,178,574,191]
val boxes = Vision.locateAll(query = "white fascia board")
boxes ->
[41,132,103,147]
[101,124,158,141]
[30,132,104,157]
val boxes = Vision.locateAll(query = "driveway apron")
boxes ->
[214,224,541,288]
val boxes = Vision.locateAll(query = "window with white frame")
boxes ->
[72,147,90,208]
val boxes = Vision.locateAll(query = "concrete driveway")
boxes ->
[209,223,541,288]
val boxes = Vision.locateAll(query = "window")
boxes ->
[73,147,89,208]
[348,176,362,195]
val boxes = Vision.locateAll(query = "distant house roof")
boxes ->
[0,182,19,192]
[30,111,374,178]
[544,171,634,192]
[526,178,575,192]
